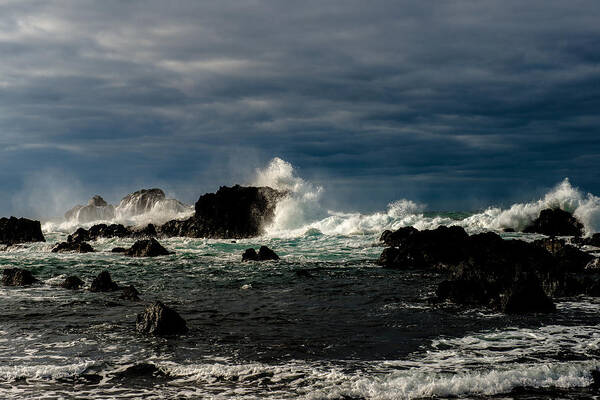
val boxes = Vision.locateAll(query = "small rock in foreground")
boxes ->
[120,285,140,301]
[2,268,38,286]
[242,246,279,261]
[125,238,173,257]
[52,241,95,253]
[90,270,119,292]
[60,276,84,290]
[136,301,188,336]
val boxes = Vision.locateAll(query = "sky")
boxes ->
[1,0,599,217]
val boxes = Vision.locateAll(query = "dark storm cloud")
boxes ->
[1,0,599,215]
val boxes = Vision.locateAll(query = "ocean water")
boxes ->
[3,159,600,399]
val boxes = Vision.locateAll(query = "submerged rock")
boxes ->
[160,185,286,239]
[124,238,173,257]
[52,241,95,253]
[60,276,85,290]
[136,301,188,336]
[523,208,584,236]
[110,363,170,383]
[120,285,140,301]
[0,217,45,245]
[2,268,38,286]
[242,246,279,261]
[90,270,119,292]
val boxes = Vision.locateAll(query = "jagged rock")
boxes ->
[160,185,286,239]
[2,268,38,286]
[130,224,157,238]
[64,196,115,223]
[124,238,173,257]
[52,241,95,253]
[111,247,127,253]
[242,246,279,261]
[118,188,167,216]
[499,275,556,314]
[136,301,188,336]
[90,270,119,292]
[242,248,259,261]
[533,237,593,273]
[380,226,419,247]
[0,217,45,245]
[88,224,130,240]
[523,208,584,236]
[120,285,140,301]
[586,258,600,271]
[60,276,84,290]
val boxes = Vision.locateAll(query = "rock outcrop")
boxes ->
[52,241,95,253]
[90,270,119,292]
[64,195,115,224]
[523,208,584,236]
[2,268,38,286]
[378,225,599,313]
[124,238,173,257]
[120,285,140,301]
[0,217,45,245]
[160,185,286,239]
[136,301,188,336]
[60,276,85,290]
[242,246,280,261]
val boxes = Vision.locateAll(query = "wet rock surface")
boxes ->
[0,217,45,245]
[523,208,584,236]
[242,246,280,261]
[60,276,85,290]
[124,238,173,257]
[90,271,119,292]
[2,268,38,286]
[52,241,95,253]
[136,301,188,336]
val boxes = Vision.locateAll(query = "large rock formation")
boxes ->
[378,225,599,313]
[523,208,584,236]
[0,217,45,245]
[124,238,173,257]
[160,185,286,239]
[2,268,38,286]
[64,195,116,224]
[117,188,189,219]
[136,301,188,336]
[66,223,152,243]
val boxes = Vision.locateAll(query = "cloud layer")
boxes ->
[1,1,599,215]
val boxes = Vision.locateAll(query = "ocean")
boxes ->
[2,159,600,399]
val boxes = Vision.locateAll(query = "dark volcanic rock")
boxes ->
[52,241,95,253]
[533,237,593,273]
[523,208,584,236]
[90,270,119,292]
[67,224,131,244]
[2,268,38,286]
[0,217,45,245]
[130,224,157,238]
[60,276,84,290]
[111,247,127,253]
[160,185,286,239]
[499,275,556,314]
[120,285,140,301]
[136,301,188,336]
[380,226,419,247]
[242,248,259,261]
[242,246,279,261]
[124,238,173,257]
[110,363,170,383]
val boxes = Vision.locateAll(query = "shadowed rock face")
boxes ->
[242,246,280,261]
[0,217,45,245]
[124,238,173,257]
[90,271,119,292]
[2,268,38,286]
[160,185,286,239]
[523,208,584,236]
[136,301,188,336]
[60,276,84,290]
[52,241,95,253]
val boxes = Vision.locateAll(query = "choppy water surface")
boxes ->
[2,229,600,399]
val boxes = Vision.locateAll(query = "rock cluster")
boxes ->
[378,224,598,313]
[242,246,280,261]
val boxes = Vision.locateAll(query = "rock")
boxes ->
[160,185,286,239]
[258,246,279,261]
[436,279,493,306]
[586,258,600,271]
[120,285,140,301]
[380,226,419,247]
[242,248,259,261]
[130,224,157,238]
[124,238,173,257]
[533,237,593,273]
[117,188,169,216]
[64,196,115,224]
[110,363,169,383]
[136,301,188,336]
[52,241,95,253]
[60,276,84,289]
[2,268,38,286]
[500,275,556,314]
[67,227,91,243]
[523,208,584,236]
[0,217,45,245]
[88,224,130,240]
[90,270,119,292]
[111,247,127,253]
[242,246,279,261]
